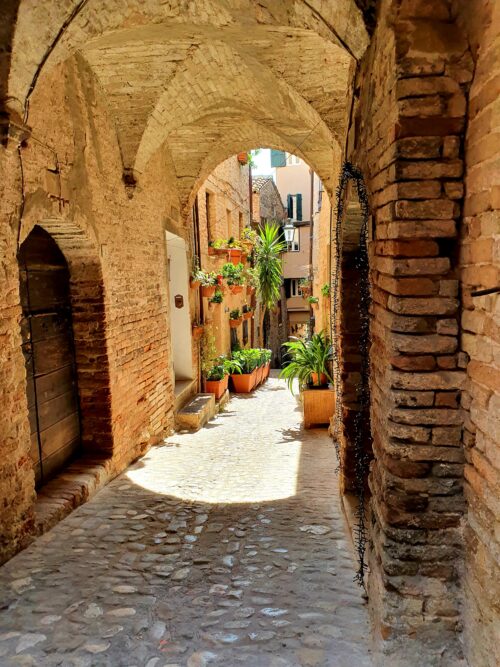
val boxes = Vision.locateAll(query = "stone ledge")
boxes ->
[34,458,114,537]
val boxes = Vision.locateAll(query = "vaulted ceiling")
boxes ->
[7,0,369,210]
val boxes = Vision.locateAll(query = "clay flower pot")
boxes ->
[255,365,264,385]
[205,375,228,400]
[201,285,216,298]
[237,151,248,165]
[229,285,243,295]
[243,311,252,320]
[229,317,242,328]
[231,372,253,393]
[228,249,242,265]
[192,324,204,340]
[246,286,255,296]
[310,372,328,387]
[190,279,200,289]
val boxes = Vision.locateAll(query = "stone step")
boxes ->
[175,393,216,431]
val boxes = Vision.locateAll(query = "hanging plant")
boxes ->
[321,283,330,297]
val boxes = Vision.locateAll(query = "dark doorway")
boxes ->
[19,226,81,488]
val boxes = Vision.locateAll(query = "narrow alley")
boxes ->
[0,375,372,667]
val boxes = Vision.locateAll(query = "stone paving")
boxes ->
[0,373,373,667]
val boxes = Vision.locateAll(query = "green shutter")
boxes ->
[271,149,286,167]
[287,194,293,218]
[296,193,302,221]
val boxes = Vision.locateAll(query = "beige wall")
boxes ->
[282,225,310,279]
[275,157,321,220]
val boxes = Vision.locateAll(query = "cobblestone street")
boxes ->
[0,374,373,667]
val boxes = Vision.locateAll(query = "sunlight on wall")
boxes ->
[126,429,302,503]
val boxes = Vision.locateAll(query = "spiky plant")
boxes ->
[280,331,333,393]
[255,222,286,312]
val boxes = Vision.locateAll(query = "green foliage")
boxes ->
[280,331,333,393]
[241,226,258,246]
[299,277,311,287]
[209,288,224,304]
[308,296,319,304]
[197,270,218,287]
[255,222,286,311]
[244,266,259,289]
[201,328,217,375]
[222,262,245,285]
[229,308,241,320]
[321,283,331,297]
[212,238,227,249]
[231,348,266,374]
[205,355,242,381]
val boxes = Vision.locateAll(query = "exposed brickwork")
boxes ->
[351,0,474,663]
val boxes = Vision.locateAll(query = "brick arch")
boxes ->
[20,218,114,458]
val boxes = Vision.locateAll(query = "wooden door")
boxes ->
[19,226,81,488]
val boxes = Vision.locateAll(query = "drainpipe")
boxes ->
[309,168,314,338]
[248,160,253,227]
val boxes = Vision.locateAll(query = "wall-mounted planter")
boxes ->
[201,285,216,298]
[190,279,200,289]
[208,247,227,257]
[243,311,252,320]
[229,317,242,328]
[227,249,242,265]
[192,324,204,340]
[237,151,248,165]
[229,285,243,295]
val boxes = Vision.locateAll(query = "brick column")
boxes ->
[351,1,474,662]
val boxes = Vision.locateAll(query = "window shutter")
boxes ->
[271,149,286,167]
[287,194,293,219]
[296,193,302,221]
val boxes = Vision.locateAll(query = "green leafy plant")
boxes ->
[212,238,228,249]
[205,355,241,380]
[198,270,218,287]
[308,296,319,304]
[280,331,333,393]
[299,278,311,287]
[201,328,217,376]
[254,222,286,311]
[321,283,330,297]
[229,308,241,320]
[242,226,258,247]
[232,348,262,373]
[222,262,245,286]
[210,288,224,304]
[244,266,259,290]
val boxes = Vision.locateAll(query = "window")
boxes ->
[286,193,302,221]
[206,191,215,242]
[290,279,300,297]
[286,153,301,166]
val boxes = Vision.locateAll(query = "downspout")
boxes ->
[309,168,314,337]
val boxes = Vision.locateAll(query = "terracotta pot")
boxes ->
[190,279,200,289]
[311,372,328,386]
[241,252,248,263]
[255,365,264,385]
[201,285,216,298]
[205,375,228,400]
[229,284,243,295]
[208,247,215,256]
[228,249,242,265]
[231,372,253,393]
[192,325,204,340]
[242,311,252,320]
[237,151,248,165]
[247,286,255,296]
[229,317,242,328]
[265,362,270,378]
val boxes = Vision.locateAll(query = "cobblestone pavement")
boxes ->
[0,374,373,667]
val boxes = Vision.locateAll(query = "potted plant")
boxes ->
[242,304,253,320]
[209,288,224,304]
[245,266,258,295]
[229,308,242,328]
[204,355,241,400]
[198,270,218,297]
[222,262,245,294]
[192,321,204,340]
[237,151,249,165]
[280,331,335,428]
[299,278,312,298]
[263,348,272,379]
[226,237,243,265]
[190,259,203,289]
[209,239,229,257]
[230,348,261,392]
[321,283,330,297]
[308,296,319,308]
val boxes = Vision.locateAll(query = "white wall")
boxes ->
[166,231,193,381]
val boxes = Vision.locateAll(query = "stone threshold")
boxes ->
[34,457,114,537]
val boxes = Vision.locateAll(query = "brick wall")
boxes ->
[0,55,179,563]
[351,1,474,663]
[455,1,500,665]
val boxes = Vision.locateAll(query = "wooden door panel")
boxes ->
[37,389,78,432]
[30,312,72,343]
[35,366,75,404]
[41,438,80,481]
[33,336,74,376]
[39,412,80,460]
[23,268,70,313]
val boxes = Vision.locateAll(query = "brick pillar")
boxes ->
[351,1,474,663]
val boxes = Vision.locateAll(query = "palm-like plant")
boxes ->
[255,222,286,311]
[280,330,333,393]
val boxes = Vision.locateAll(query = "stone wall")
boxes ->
[455,1,500,665]
[0,55,180,563]
[351,0,474,663]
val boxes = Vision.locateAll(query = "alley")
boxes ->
[0,374,373,667]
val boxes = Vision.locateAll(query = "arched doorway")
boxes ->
[19,226,81,488]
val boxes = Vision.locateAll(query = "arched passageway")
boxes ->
[0,2,499,667]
